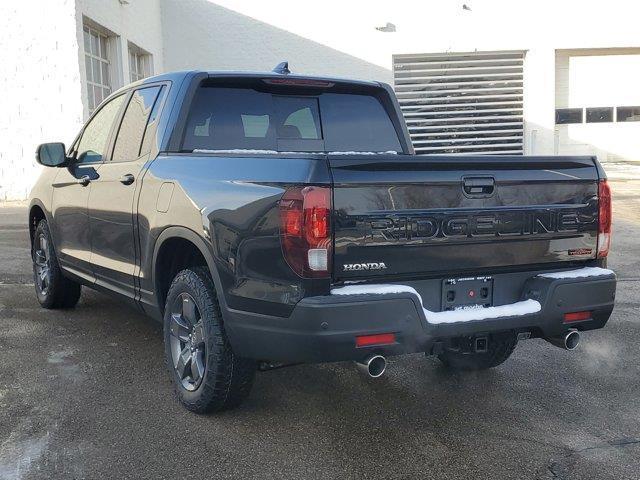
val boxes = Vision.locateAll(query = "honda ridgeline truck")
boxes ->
[29,67,616,412]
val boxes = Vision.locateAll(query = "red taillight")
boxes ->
[564,311,592,323]
[355,333,396,348]
[597,179,612,258]
[279,186,331,278]
[284,207,302,236]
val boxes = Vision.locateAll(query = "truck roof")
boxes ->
[125,69,383,91]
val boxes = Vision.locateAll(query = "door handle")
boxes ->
[75,175,91,186]
[462,177,495,197]
[119,174,135,185]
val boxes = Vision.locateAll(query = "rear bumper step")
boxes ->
[224,268,616,363]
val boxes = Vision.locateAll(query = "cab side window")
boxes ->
[76,94,126,163]
[112,86,162,162]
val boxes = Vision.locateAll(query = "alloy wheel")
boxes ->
[169,292,206,391]
[34,234,50,296]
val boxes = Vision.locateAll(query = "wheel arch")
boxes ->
[28,199,51,248]
[152,226,226,317]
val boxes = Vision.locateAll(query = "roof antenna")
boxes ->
[272,61,291,75]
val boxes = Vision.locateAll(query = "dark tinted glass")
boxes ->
[184,88,276,151]
[182,87,401,153]
[555,108,582,124]
[617,106,640,122]
[140,86,165,156]
[586,107,613,123]
[320,93,401,152]
[273,96,321,139]
[112,86,161,161]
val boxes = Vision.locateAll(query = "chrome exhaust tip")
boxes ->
[357,355,387,378]
[545,329,580,351]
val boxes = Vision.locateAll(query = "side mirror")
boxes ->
[36,142,69,167]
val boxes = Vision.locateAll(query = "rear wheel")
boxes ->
[438,332,517,371]
[163,267,256,413]
[32,220,81,309]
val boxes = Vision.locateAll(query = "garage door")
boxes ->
[393,51,524,155]
[555,51,640,162]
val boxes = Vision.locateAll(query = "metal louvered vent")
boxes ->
[393,51,525,155]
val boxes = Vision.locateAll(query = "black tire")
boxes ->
[32,219,81,309]
[163,267,256,413]
[438,332,517,371]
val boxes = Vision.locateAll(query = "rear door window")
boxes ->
[139,86,165,156]
[112,86,162,162]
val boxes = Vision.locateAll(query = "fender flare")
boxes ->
[151,226,229,311]
[27,198,54,247]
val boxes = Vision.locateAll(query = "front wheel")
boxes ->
[163,267,256,413]
[32,220,81,309]
[438,332,517,371]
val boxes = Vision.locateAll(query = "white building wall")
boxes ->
[0,0,83,201]
[3,0,640,201]
[75,0,165,120]
[159,0,391,83]
[0,0,165,201]
[211,0,640,158]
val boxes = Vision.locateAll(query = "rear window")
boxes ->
[319,93,401,152]
[182,86,401,153]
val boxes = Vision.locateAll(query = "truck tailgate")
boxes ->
[330,154,600,281]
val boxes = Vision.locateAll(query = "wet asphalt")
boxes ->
[0,181,639,480]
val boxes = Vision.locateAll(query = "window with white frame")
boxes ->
[83,24,113,114]
[129,44,153,83]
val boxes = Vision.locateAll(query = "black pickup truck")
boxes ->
[29,67,616,412]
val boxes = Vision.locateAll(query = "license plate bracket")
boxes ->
[441,276,494,311]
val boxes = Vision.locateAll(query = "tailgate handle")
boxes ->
[463,177,495,196]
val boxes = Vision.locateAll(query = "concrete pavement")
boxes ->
[0,183,639,480]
